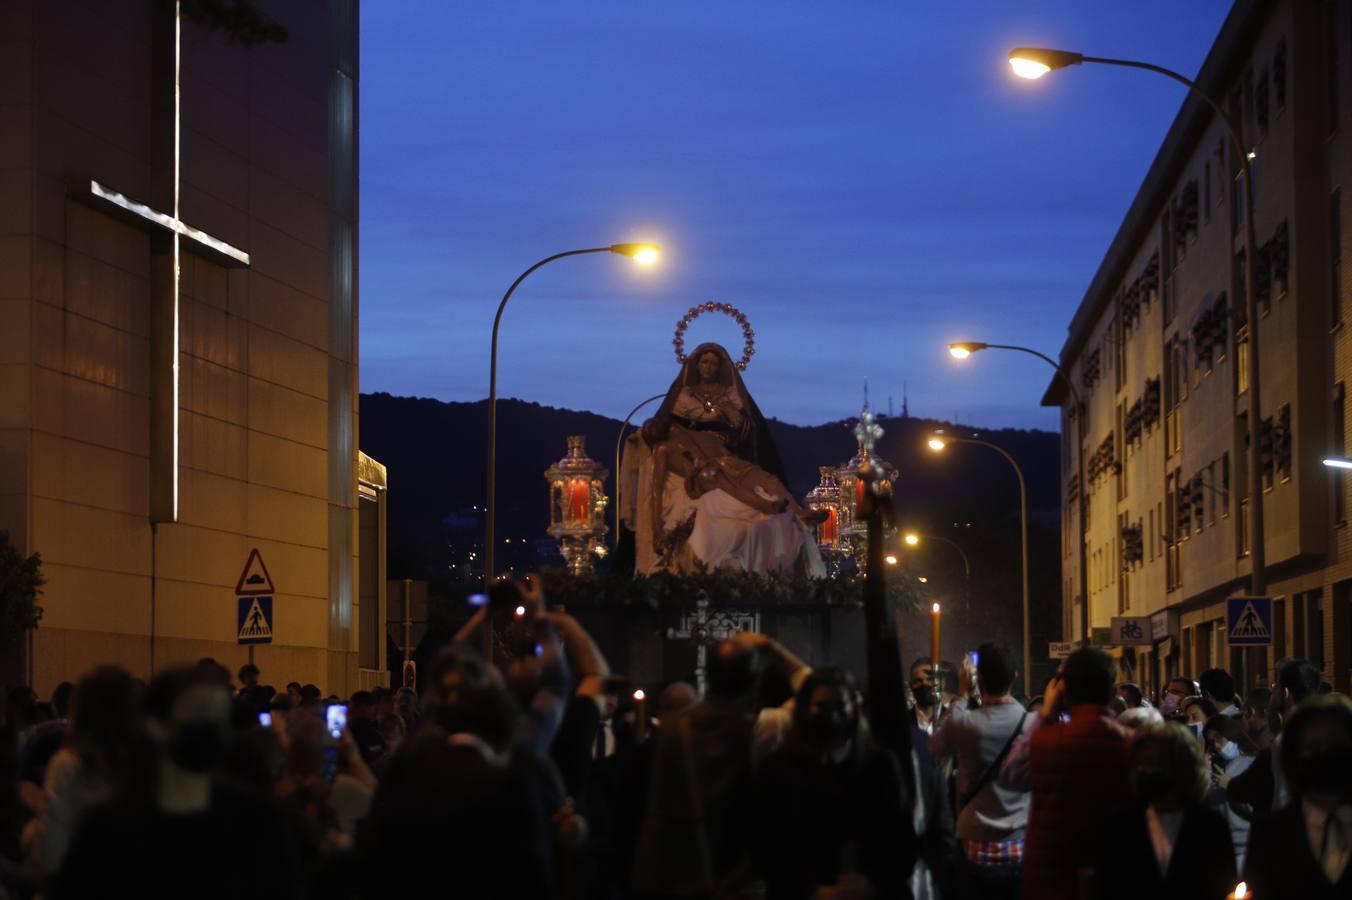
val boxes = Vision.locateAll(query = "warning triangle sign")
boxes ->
[1230,601,1270,640]
[235,548,275,595]
[238,598,273,641]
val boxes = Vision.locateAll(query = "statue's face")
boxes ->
[697,351,721,383]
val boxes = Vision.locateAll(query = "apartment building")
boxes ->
[1047,0,1352,696]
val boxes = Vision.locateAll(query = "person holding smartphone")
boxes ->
[929,643,1030,900]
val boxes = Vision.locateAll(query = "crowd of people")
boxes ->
[0,587,1350,899]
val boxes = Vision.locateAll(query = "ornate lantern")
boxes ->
[805,466,842,549]
[833,406,897,569]
[545,436,609,575]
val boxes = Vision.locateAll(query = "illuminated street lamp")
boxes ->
[901,531,971,578]
[486,243,660,595]
[948,341,1088,651]
[1007,41,1267,611]
[928,430,1030,689]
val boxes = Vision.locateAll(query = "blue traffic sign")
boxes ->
[1226,596,1272,646]
[237,595,273,645]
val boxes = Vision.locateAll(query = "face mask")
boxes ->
[1217,740,1240,762]
[802,712,851,749]
[170,719,227,773]
[1159,693,1182,716]
[1299,750,1352,795]
[1133,769,1174,805]
[912,685,936,708]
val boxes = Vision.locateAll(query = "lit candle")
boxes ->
[567,478,589,523]
[930,603,942,674]
[1227,882,1248,900]
[633,689,648,744]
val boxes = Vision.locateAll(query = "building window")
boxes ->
[1222,452,1231,518]
[1236,326,1250,396]
[1204,161,1212,223]
[1209,461,1218,525]
[1117,402,1128,501]
[1274,37,1287,113]
[1333,188,1343,330]
[1336,383,1347,525]
[1329,0,1341,137]
[1255,67,1270,138]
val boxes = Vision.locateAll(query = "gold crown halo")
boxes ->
[673,302,756,371]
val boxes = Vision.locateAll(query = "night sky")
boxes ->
[359,1,1231,430]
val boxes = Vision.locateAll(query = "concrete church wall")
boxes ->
[0,0,362,694]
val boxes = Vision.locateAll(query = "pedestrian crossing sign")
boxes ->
[237,595,273,645]
[1226,596,1272,646]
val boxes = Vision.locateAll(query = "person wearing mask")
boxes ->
[1181,697,1219,742]
[1202,714,1258,868]
[929,643,1029,900]
[1240,687,1273,751]
[753,668,913,900]
[50,666,302,900]
[1158,678,1198,721]
[1244,694,1352,897]
[1198,669,1239,717]
[1002,647,1132,900]
[906,660,952,741]
[1095,724,1236,900]
[1229,658,1321,815]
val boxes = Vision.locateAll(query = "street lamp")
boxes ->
[901,531,971,578]
[614,393,667,548]
[486,243,660,640]
[949,341,1089,648]
[1008,45,1267,605]
[927,430,1031,691]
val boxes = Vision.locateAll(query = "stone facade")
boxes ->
[0,0,376,694]
[1050,0,1352,696]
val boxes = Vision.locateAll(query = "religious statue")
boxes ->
[620,304,826,576]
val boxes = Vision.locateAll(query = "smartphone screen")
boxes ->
[965,651,979,669]
[258,711,272,729]
[326,704,347,740]
[468,593,489,607]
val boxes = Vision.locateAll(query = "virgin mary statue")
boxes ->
[620,343,826,576]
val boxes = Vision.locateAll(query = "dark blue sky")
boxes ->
[359,1,1232,430]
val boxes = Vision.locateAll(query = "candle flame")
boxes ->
[1234,883,1247,900]
[633,689,646,701]
[514,605,526,617]
[932,603,941,614]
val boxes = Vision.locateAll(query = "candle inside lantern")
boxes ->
[855,478,865,509]
[566,478,589,523]
[930,603,942,673]
[822,507,838,544]
[633,689,648,744]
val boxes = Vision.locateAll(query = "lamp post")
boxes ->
[927,430,1031,691]
[485,243,659,653]
[614,393,667,547]
[949,341,1088,651]
[1006,47,1266,602]
[902,531,971,578]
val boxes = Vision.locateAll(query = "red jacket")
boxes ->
[1021,704,1131,900]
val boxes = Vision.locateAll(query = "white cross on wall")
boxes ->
[85,0,251,523]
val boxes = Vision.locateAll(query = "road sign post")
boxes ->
[1227,596,1273,646]
[235,549,276,651]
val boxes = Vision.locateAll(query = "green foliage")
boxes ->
[0,532,43,650]
[540,566,928,613]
